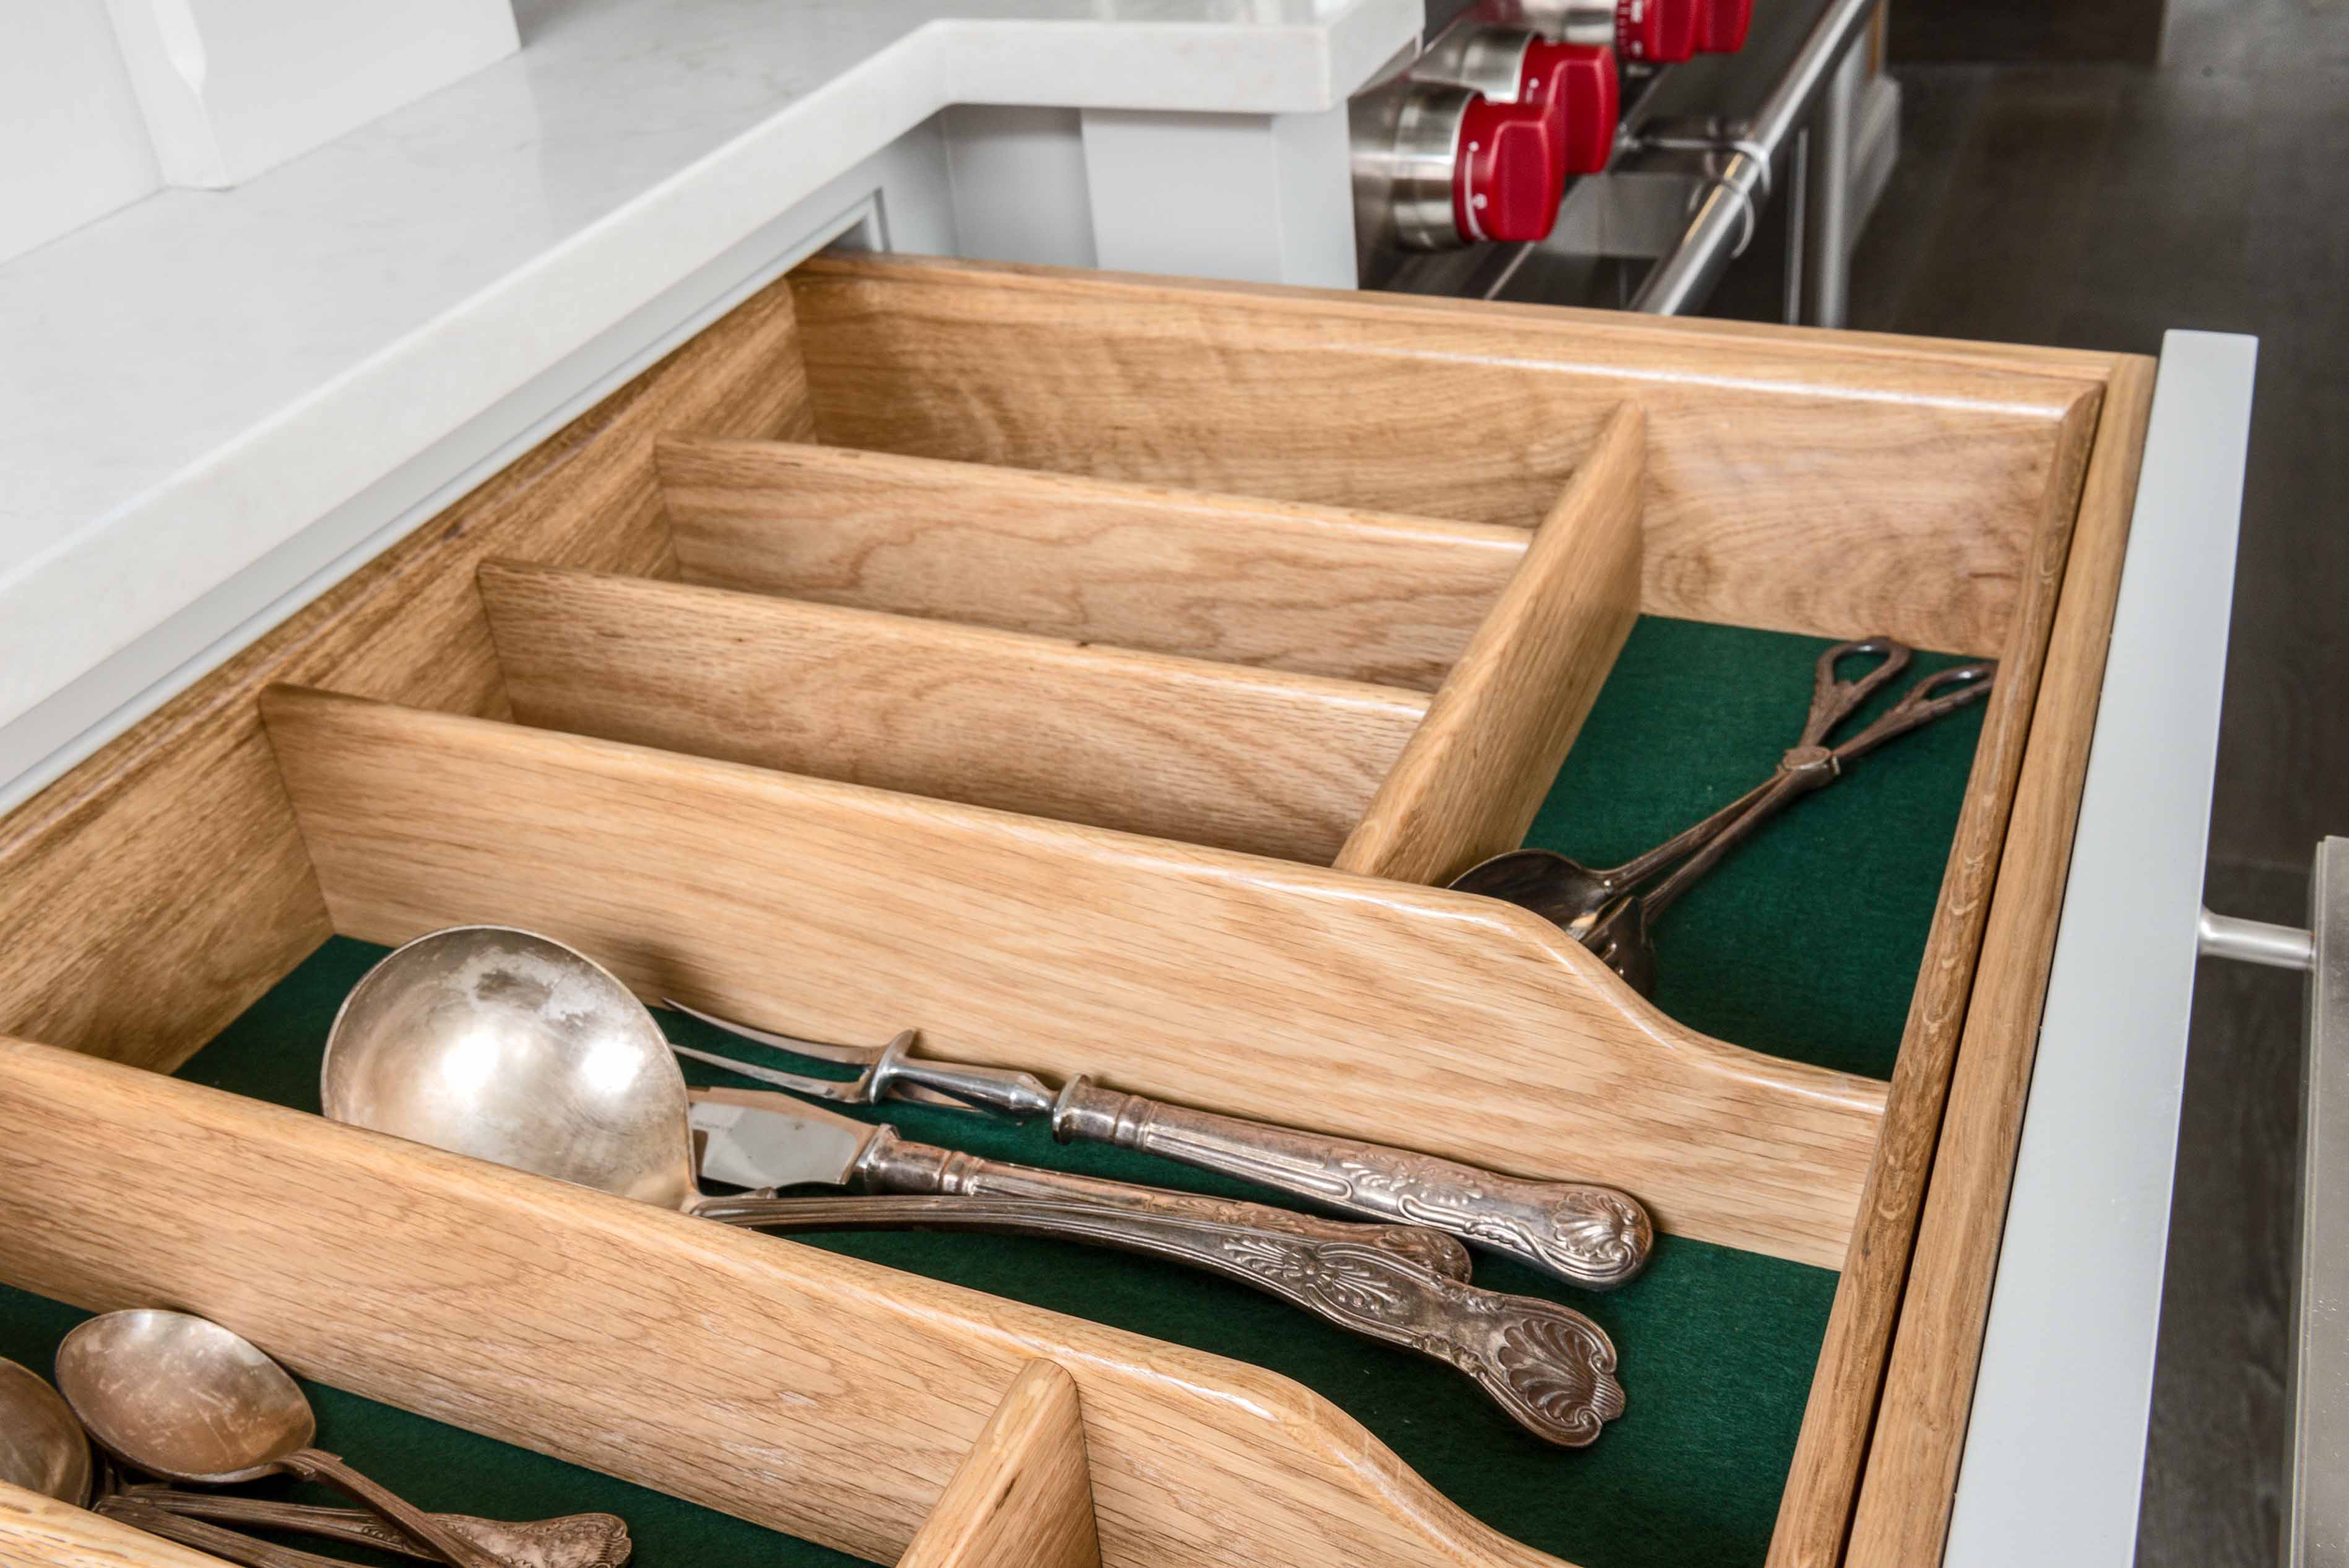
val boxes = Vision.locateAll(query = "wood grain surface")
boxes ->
[898,1362,1101,1568]
[788,254,2111,655]
[1763,366,2126,1568]
[0,1040,1564,1568]
[477,561,1429,865]
[1841,356,2158,1568]
[259,685,1888,1266]
[1336,404,1643,886]
[659,440,1526,692]
[0,279,813,1073]
[0,1484,229,1568]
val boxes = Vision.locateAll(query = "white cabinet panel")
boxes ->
[0,0,160,264]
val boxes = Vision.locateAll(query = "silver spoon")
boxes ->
[102,1476,633,1567]
[2,1362,357,1568]
[2,1359,357,1568]
[0,1372,352,1568]
[54,1310,506,1568]
[1,1357,618,1568]
[320,925,1625,1447]
[1451,638,1995,996]
[101,1496,409,1568]
[0,1356,92,1506]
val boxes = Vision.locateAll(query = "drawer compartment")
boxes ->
[656,439,1533,693]
[476,560,1435,863]
[0,256,2153,1568]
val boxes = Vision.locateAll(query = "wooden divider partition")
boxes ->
[0,1482,228,1568]
[0,1362,1100,1568]
[657,440,1531,693]
[1335,405,1642,884]
[255,685,1884,1263]
[898,1362,1102,1568]
[0,1037,1539,1568]
[783,255,2089,657]
[477,560,1433,864]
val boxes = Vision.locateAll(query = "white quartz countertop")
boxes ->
[0,0,1415,795]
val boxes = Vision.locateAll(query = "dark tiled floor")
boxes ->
[1729,2,2345,1561]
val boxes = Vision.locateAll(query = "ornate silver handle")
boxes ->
[849,1128,1473,1281]
[275,1451,506,1568]
[1048,1081,1653,1289]
[111,1485,633,1568]
[689,1193,1624,1446]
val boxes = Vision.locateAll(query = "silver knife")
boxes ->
[683,1087,1628,1447]
[686,1086,1473,1280]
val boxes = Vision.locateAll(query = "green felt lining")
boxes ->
[0,617,1983,1568]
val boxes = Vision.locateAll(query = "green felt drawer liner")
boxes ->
[0,617,1985,1568]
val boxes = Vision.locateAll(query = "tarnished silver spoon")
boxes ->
[4,1354,625,1568]
[2,1359,347,1568]
[55,1311,506,1568]
[102,1480,632,1568]
[0,1356,91,1506]
[319,925,1626,1447]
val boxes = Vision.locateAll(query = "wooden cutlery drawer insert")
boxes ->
[0,256,2153,1568]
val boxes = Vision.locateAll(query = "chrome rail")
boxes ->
[2286,836,2349,1568]
[2198,836,2345,1568]
[1629,0,1884,316]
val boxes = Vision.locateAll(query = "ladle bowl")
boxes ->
[323,925,696,1211]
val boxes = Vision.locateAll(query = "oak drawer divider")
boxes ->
[657,440,1529,693]
[0,1481,235,1568]
[898,1361,1102,1568]
[257,684,1885,1264]
[1335,403,1644,886]
[475,560,1428,865]
[0,1039,1556,1568]
[787,253,2105,655]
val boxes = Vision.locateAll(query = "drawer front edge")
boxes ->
[1943,329,2259,1568]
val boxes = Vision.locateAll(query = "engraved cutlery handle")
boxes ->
[853,1130,1473,1281]
[116,1486,634,1568]
[690,1193,1622,1445]
[1050,1081,1654,1289]
[278,1450,506,1568]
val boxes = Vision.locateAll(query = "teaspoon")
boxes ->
[55,1310,506,1568]
[320,925,1625,1447]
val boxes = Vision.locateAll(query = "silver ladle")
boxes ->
[54,1310,506,1568]
[1451,637,1996,996]
[320,925,1625,1447]
[0,1356,92,1506]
